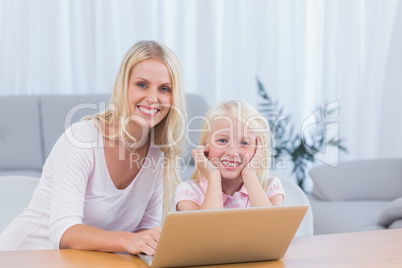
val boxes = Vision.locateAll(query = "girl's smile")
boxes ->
[221,160,241,170]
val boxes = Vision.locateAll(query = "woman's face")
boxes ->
[127,58,173,130]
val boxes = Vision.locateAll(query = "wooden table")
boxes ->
[1,229,401,267]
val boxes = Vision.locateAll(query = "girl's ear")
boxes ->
[204,144,209,157]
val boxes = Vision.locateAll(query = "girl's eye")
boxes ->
[217,138,227,143]
[137,83,147,88]
[241,141,250,146]
[160,86,171,92]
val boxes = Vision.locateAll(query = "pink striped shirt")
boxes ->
[175,177,284,210]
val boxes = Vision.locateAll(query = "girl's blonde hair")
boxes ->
[190,100,271,190]
[86,40,186,217]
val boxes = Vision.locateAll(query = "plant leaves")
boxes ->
[256,77,348,191]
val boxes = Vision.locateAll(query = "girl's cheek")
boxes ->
[244,150,255,162]
[209,157,221,167]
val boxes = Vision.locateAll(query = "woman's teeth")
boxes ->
[138,106,158,115]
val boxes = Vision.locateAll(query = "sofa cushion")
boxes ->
[310,159,402,201]
[378,197,402,227]
[0,96,43,172]
[0,169,42,178]
[182,93,209,170]
[40,95,110,159]
[0,176,40,233]
[389,219,402,229]
[308,195,388,234]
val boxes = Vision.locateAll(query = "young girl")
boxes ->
[0,40,186,256]
[175,100,284,211]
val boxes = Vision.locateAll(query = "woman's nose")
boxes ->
[146,89,158,103]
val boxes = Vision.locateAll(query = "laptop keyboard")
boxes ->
[138,253,154,265]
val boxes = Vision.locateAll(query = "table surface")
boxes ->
[1,228,401,268]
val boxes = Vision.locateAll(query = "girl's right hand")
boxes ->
[192,145,221,180]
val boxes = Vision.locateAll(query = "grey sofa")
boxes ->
[0,94,110,177]
[307,158,402,234]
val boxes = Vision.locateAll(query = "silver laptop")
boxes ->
[138,204,308,267]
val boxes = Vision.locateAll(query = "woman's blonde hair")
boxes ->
[87,40,186,217]
[190,100,271,190]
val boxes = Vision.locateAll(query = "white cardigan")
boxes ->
[0,120,164,250]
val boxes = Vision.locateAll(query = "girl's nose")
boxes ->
[225,144,239,156]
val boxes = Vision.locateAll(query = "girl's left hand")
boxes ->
[241,136,264,178]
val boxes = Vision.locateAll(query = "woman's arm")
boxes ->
[60,224,161,255]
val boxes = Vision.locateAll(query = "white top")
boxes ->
[0,121,164,250]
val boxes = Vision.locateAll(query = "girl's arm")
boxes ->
[60,224,161,255]
[177,176,223,211]
[175,177,223,211]
[242,174,284,206]
[242,136,284,207]
[200,174,223,210]
[177,146,223,211]
[242,173,272,207]
[193,146,224,210]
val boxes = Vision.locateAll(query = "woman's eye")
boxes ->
[217,139,227,143]
[241,141,249,146]
[160,86,171,92]
[137,83,147,88]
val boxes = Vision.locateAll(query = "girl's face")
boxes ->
[128,58,173,130]
[206,116,257,181]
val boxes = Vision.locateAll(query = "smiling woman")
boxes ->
[128,58,173,132]
[0,40,186,256]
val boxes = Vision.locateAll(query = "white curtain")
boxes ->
[1,0,401,177]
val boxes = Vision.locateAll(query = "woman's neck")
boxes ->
[100,120,151,153]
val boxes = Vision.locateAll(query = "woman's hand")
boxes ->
[60,224,162,255]
[125,227,162,255]
[241,136,263,179]
[192,145,221,180]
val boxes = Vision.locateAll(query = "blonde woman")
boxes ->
[0,41,186,255]
[175,100,284,211]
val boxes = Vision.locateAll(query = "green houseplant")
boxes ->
[257,78,347,190]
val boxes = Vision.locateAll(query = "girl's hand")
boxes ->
[241,136,263,179]
[192,145,221,180]
[125,227,162,255]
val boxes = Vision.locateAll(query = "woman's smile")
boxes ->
[137,105,160,116]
